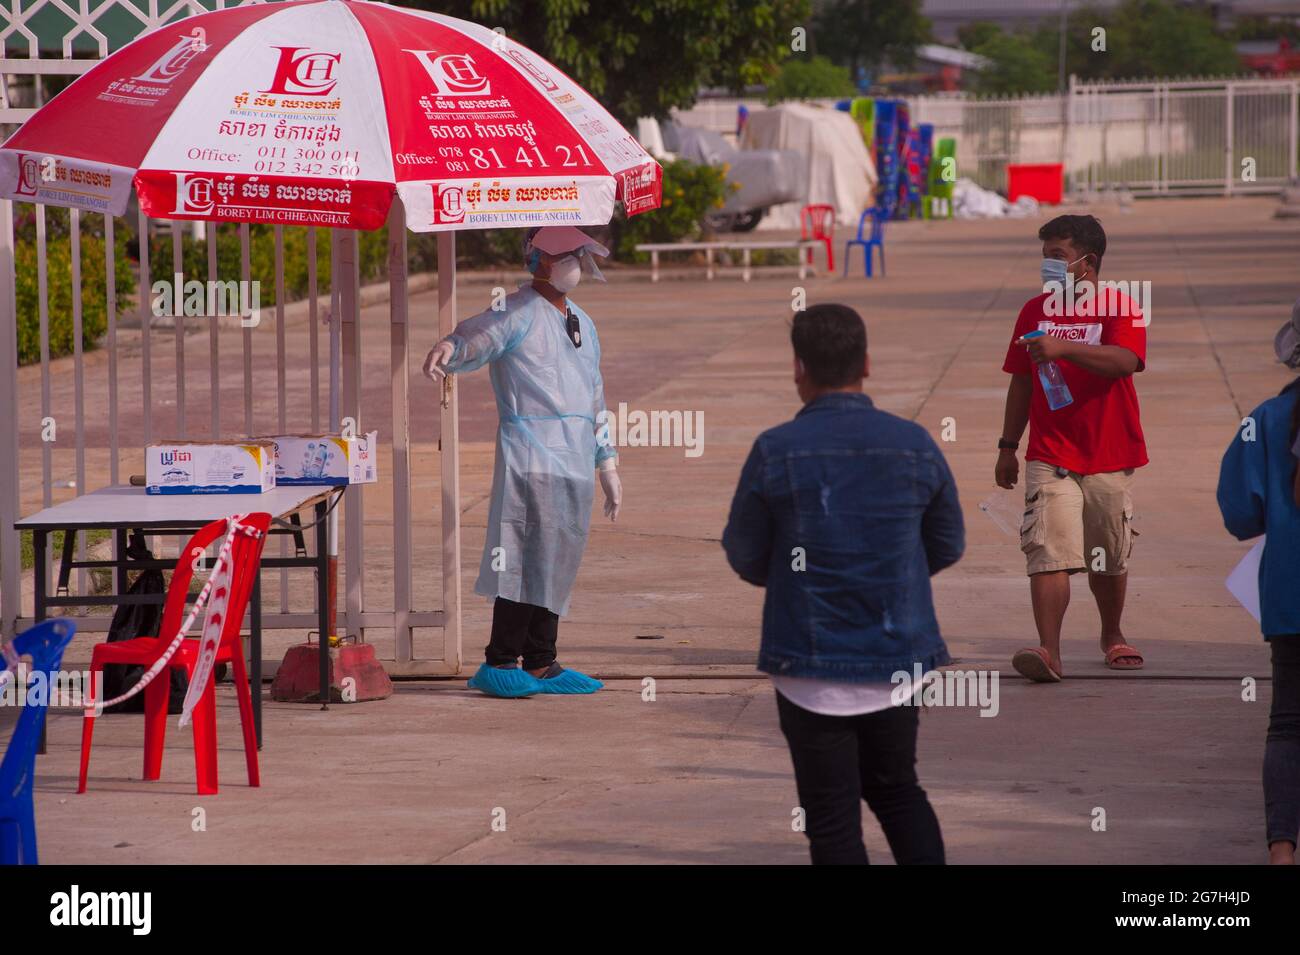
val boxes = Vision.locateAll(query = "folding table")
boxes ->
[15,484,343,748]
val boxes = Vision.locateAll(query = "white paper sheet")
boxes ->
[1225,537,1265,623]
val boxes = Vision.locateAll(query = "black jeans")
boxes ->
[776,691,945,865]
[1265,636,1300,847]
[485,597,559,670]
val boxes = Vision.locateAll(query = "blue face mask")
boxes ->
[1041,255,1086,286]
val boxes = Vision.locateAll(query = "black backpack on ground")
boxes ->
[101,531,188,714]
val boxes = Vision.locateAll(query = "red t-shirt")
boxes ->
[1002,290,1148,475]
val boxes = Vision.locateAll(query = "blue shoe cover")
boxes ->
[536,665,603,694]
[467,664,542,698]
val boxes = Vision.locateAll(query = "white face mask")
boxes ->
[546,255,582,293]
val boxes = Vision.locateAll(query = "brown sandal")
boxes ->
[1104,643,1144,670]
[1012,647,1063,683]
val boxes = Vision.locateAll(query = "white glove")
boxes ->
[422,341,455,382]
[599,467,622,522]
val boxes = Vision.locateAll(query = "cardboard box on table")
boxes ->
[267,432,379,486]
[145,440,276,495]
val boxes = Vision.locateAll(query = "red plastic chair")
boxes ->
[800,203,836,274]
[79,513,271,796]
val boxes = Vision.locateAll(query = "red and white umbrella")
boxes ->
[0,0,662,230]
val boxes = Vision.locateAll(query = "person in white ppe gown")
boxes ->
[423,226,622,697]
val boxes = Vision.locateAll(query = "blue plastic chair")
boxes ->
[0,619,76,865]
[843,208,885,278]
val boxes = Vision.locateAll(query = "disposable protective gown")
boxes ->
[443,285,616,616]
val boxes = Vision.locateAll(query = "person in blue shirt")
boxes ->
[722,303,964,865]
[1216,298,1300,865]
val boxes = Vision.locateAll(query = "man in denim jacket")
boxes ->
[723,304,965,865]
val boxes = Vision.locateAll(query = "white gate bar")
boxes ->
[171,220,186,436]
[104,212,120,581]
[387,202,412,662]
[0,198,20,636]
[328,232,341,639]
[1292,81,1299,180]
[35,205,49,504]
[239,223,252,436]
[35,206,50,594]
[71,208,86,593]
[275,225,288,611]
[1226,81,1235,195]
[104,214,118,484]
[138,208,152,444]
[275,226,287,437]
[207,223,219,438]
[307,227,320,433]
[339,228,364,639]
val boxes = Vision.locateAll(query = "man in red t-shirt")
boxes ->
[996,214,1148,682]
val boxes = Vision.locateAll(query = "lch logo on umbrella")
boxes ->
[403,50,491,97]
[134,33,208,85]
[262,46,342,97]
[174,173,216,215]
[431,183,466,224]
[13,152,41,197]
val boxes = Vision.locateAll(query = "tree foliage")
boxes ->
[421,0,810,125]
[764,55,855,103]
[811,0,931,77]
[962,0,1241,95]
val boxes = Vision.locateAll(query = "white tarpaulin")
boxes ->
[741,103,876,229]
[953,178,1041,219]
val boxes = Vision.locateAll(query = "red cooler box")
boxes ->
[1007,163,1063,205]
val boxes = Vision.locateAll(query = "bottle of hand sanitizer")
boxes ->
[1022,330,1074,411]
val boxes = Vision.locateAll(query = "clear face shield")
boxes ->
[574,247,606,283]
[522,228,607,285]
[525,248,606,284]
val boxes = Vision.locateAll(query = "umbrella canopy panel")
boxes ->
[0,0,662,230]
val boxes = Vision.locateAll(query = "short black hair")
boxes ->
[791,304,867,388]
[1038,214,1106,273]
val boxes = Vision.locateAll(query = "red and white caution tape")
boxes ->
[87,515,260,721]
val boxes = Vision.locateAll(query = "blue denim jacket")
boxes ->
[1216,379,1300,639]
[722,392,965,681]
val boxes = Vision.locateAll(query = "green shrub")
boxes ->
[764,55,855,104]
[146,224,392,308]
[402,228,526,274]
[144,223,528,305]
[14,207,136,366]
[610,159,734,261]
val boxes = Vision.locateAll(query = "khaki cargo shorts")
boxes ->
[1020,460,1137,576]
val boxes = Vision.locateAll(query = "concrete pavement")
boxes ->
[13,195,1300,863]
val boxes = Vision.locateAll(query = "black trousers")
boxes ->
[1265,636,1300,847]
[776,691,945,865]
[485,597,559,670]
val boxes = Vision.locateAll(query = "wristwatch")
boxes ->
[997,438,1018,451]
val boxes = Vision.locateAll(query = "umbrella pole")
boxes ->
[437,232,462,673]
[327,235,341,650]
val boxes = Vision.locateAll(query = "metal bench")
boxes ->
[636,239,822,282]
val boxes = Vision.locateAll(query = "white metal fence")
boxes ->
[0,0,462,675]
[676,74,1300,198]
[1065,76,1299,196]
